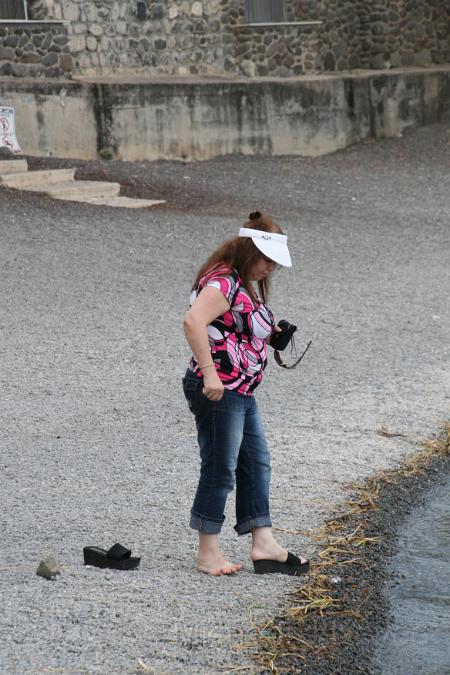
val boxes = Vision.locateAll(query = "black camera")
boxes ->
[269,320,297,351]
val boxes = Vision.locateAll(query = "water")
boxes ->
[374,475,450,675]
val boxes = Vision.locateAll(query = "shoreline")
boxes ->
[248,426,450,674]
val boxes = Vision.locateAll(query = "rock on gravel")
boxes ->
[36,556,62,580]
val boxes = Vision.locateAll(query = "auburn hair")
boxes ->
[192,211,284,304]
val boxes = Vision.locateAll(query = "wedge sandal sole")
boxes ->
[83,543,140,570]
[253,552,310,576]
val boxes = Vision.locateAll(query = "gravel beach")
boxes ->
[252,448,449,674]
[1,123,449,674]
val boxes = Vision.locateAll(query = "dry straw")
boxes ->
[235,422,449,674]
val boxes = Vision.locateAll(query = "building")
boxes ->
[0,1,449,80]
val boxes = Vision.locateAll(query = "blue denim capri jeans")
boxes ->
[182,368,272,535]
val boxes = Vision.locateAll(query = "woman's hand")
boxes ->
[267,323,282,341]
[202,369,225,401]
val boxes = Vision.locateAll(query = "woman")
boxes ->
[182,211,309,577]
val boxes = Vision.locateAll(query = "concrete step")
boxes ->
[40,180,121,200]
[51,194,165,208]
[0,159,28,174]
[0,168,75,188]
[0,167,164,207]
[81,196,166,209]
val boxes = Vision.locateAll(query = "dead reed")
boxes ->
[239,422,449,674]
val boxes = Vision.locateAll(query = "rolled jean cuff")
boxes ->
[234,513,272,536]
[189,510,224,535]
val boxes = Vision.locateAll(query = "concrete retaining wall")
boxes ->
[1,66,449,161]
[0,79,96,157]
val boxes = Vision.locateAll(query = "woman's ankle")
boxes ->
[251,526,277,547]
[197,532,221,555]
[251,527,287,561]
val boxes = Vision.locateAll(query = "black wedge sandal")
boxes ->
[253,552,310,576]
[83,543,141,570]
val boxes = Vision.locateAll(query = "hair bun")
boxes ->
[249,211,262,221]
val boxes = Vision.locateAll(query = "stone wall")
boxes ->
[301,0,450,72]
[220,1,320,76]
[46,0,226,76]
[0,22,73,78]
[225,1,450,76]
[0,1,449,78]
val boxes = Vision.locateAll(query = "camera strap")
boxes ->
[274,340,312,369]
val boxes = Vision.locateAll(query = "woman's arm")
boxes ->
[183,286,230,401]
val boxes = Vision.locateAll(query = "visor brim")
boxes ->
[254,239,292,267]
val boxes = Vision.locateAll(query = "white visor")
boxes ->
[238,227,292,267]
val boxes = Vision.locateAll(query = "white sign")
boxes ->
[0,107,23,154]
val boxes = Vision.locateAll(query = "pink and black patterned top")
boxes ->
[189,266,275,395]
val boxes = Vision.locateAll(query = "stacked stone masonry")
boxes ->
[0,22,73,78]
[305,0,450,71]
[0,1,448,78]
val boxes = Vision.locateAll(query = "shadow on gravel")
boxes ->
[24,122,450,218]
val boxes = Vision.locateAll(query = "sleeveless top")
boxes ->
[188,265,275,395]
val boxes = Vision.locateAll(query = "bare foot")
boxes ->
[251,541,288,563]
[196,552,242,576]
[251,544,308,565]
